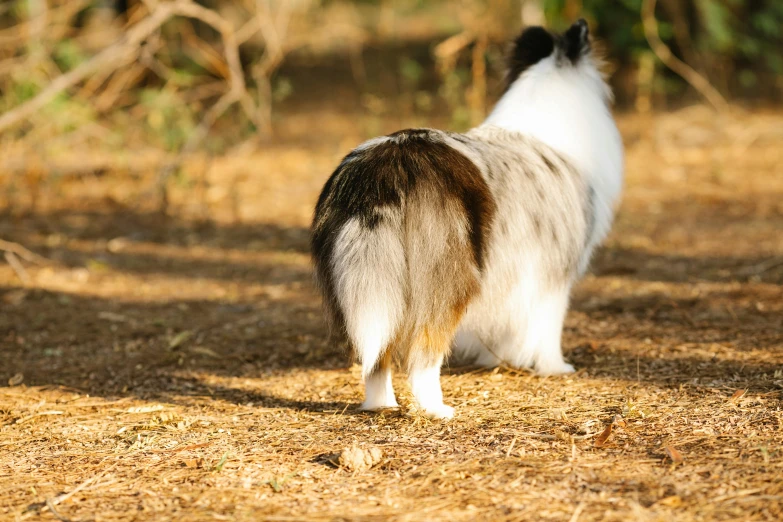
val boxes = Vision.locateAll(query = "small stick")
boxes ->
[641,0,728,112]
[5,252,31,285]
[0,239,49,265]
[44,499,72,522]
[505,436,517,457]
[739,257,783,276]
[43,464,118,513]
[568,502,587,522]
[14,410,64,424]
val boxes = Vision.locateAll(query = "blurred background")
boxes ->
[0,0,782,230]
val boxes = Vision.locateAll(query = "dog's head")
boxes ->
[505,19,605,98]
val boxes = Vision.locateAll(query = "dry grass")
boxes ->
[1,106,783,521]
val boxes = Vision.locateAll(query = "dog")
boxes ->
[311,19,623,419]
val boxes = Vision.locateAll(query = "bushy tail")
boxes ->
[325,213,406,376]
[311,130,495,375]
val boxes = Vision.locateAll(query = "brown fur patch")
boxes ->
[396,299,471,371]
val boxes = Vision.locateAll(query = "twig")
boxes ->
[44,499,72,522]
[516,432,557,440]
[0,0,259,137]
[738,257,783,276]
[173,0,259,130]
[4,252,31,285]
[568,502,587,522]
[505,436,517,457]
[48,474,100,507]
[434,30,475,70]
[236,17,261,45]
[0,239,49,265]
[0,0,87,51]
[37,464,118,521]
[252,0,300,137]
[153,0,261,212]
[14,410,64,424]
[641,0,729,112]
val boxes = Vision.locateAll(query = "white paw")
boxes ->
[535,362,575,376]
[421,404,455,420]
[359,399,399,412]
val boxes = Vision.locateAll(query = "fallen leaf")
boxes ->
[594,423,613,448]
[98,312,130,323]
[612,415,626,428]
[190,346,220,358]
[729,389,746,402]
[664,444,684,465]
[657,495,682,507]
[168,330,193,350]
[338,445,383,471]
[8,373,23,386]
[183,458,203,468]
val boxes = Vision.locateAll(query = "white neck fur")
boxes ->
[482,55,624,247]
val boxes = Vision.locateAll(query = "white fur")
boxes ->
[484,54,624,273]
[352,136,392,153]
[331,215,405,378]
[456,277,575,376]
[453,55,623,375]
[409,357,454,419]
[361,366,398,410]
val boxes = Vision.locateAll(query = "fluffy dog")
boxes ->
[311,20,623,419]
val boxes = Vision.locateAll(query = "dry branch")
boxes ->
[641,0,729,112]
[168,0,260,133]
[0,0,266,214]
[434,30,475,67]
[470,35,488,125]
[0,0,258,135]
[4,252,31,285]
[0,1,177,133]
[150,0,264,212]
[0,239,49,265]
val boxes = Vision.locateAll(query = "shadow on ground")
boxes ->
[2,202,782,411]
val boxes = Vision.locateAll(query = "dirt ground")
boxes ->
[1,105,782,521]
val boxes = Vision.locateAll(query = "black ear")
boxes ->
[506,26,555,87]
[563,18,590,62]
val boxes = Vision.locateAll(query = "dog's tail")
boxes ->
[311,130,495,376]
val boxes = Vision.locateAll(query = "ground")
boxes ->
[1,106,782,521]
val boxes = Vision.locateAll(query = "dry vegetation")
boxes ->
[0,4,783,522]
[1,3,782,520]
[1,102,782,521]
